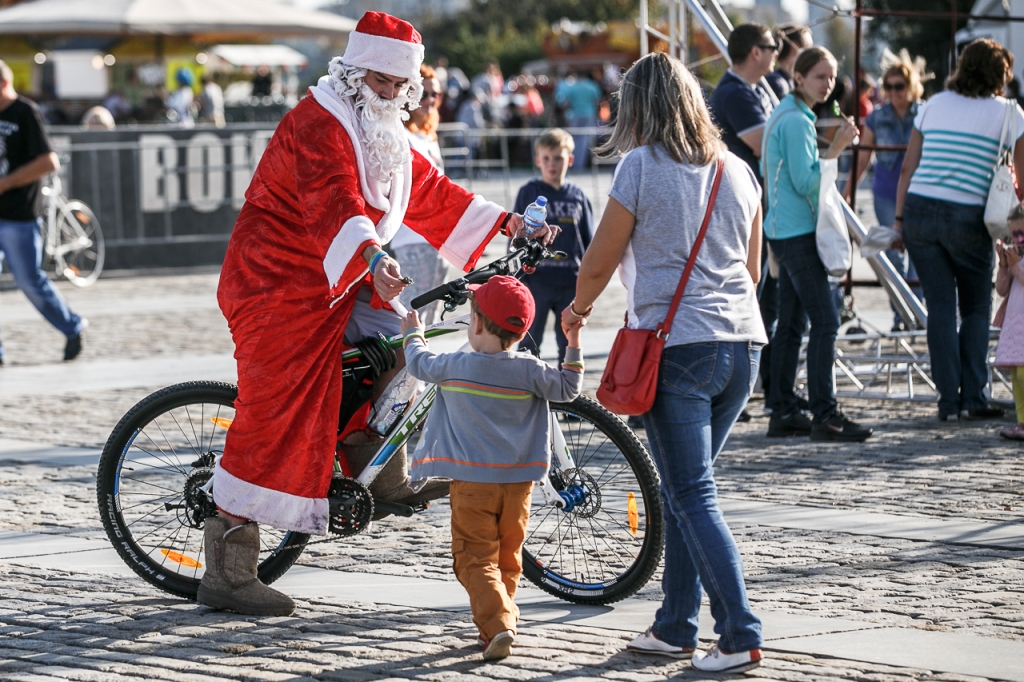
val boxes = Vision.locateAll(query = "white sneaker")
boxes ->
[482,630,514,660]
[625,627,695,659]
[691,644,763,672]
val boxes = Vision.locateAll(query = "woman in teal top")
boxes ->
[761,47,872,443]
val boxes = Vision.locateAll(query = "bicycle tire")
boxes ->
[96,381,309,600]
[55,200,104,287]
[522,395,664,605]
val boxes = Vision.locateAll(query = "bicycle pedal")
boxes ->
[372,499,416,518]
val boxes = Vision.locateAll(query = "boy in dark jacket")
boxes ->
[514,129,593,364]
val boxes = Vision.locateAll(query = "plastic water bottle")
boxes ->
[369,368,422,436]
[523,196,548,236]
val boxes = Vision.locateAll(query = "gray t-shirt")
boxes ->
[610,145,768,348]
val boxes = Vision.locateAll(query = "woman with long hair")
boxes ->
[391,64,449,323]
[761,47,872,442]
[561,52,766,674]
[895,37,1024,421]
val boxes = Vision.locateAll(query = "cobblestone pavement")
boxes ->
[1,269,1023,680]
[0,565,997,682]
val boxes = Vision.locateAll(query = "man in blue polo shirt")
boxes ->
[709,23,778,183]
[710,23,799,426]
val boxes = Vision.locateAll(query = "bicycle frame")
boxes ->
[40,177,96,267]
[340,309,578,508]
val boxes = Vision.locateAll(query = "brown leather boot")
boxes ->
[343,440,450,508]
[197,516,295,616]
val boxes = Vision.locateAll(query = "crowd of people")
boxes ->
[11,6,1022,676]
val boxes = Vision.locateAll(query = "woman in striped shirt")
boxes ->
[894,37,1024,421]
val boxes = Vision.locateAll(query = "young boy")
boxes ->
[514,129,594,364]
[400,275,584,660]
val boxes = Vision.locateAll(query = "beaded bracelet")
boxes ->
[368,250,387,275]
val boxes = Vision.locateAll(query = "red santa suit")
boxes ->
[214,44,506,534]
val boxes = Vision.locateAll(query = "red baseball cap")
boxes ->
[468,276,535,334]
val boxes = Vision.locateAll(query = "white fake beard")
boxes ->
[355,84,410,183]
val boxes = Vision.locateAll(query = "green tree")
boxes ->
[863,0,975,89]
[420,0,640,76]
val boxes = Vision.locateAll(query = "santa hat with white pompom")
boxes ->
[341,11,425,81]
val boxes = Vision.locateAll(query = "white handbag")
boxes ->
[816,158,853,277]
[984,99,1018,241]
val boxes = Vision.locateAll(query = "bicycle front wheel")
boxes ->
[56,200,104,286]
[97,381,309,599]
[522,395,664,605]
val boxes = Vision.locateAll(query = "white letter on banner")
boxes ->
[140,134,179,213]
[231,133,250,210]
[186,133,225,213]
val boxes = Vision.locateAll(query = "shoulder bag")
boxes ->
[985,99,1019,242]
[596,157,725,416]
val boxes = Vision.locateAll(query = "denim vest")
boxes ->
[865,101,919,170]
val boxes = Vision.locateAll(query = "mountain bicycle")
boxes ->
[96,239,664,606]
[40,175,104,287]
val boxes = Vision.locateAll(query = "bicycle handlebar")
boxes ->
[409,238,562,310]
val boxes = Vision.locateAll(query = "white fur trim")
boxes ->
[439,195,504,269]
[343,31,424,81]
[213,461,329,535]
[325,214,376,291]
[310,78,414,241]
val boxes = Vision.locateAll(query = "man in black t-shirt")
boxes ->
[0,61,85,364]
[765,24,813,100]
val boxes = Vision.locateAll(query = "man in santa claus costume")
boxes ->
[200,12,555,617]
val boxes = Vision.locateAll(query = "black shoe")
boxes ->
[810,414,873,442]
[938,411,960,423]
[64,334,82,361]
[767,412,812,437]
[963,407,1005,421]
[737,409,752,423]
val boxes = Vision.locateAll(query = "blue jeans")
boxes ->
[0,218,83,359]
[519,277,574,365]
[902,194,993,415]
[641,341,763,653]
[767,233,839,421]
[874,194,921,327]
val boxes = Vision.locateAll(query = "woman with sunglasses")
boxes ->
[391,64,449,324]
[846,50,926,331]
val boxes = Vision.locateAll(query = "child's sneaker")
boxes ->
[482,630,514,660]
[625,627,695,658]
[1000,423,1024,441]
[690,644,763,673]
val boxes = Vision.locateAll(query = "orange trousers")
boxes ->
[449,480,534,639]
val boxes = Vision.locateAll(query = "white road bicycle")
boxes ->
[96,239,665,606]
[40,175,105,287]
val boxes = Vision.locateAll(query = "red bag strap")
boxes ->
[657,156,725,339]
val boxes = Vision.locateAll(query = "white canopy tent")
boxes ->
[210,44,308,69]
[0,0,357,38]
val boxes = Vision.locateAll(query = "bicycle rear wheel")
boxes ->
[55,200,104,287]
[522,395,664,605]
[96,381,308,599]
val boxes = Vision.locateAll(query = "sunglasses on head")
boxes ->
[883,81,906,92]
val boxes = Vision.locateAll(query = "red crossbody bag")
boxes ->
[597,157,725,416]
